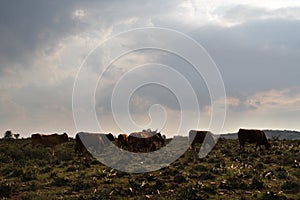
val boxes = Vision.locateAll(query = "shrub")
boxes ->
[250,176,264,190]
[274,167,288,179]
[71,179,95,192]
[281,180,299,193]
[89,189,111,200]
[51,176,70,187]
[258,191,287,200]
[219,176,248,190]
[20,168,37,182]
[193,164,208,171]
[255,163,265,170]
[39,166,52,174]
[65,166,77,172]
[198,173,215,180]
[55,148,74,161]
[176,185,209,200]
[0,180,18,198]
[25,147,51,161]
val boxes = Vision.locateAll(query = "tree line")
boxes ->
[2,130,20,140]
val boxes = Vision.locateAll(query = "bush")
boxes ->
[71,179,95,192]
[51,176,70,187]
[198,173,215,180]
[258,191,287,200]
[20,168,37,182]
[193,164,208,171]
[176,185,209,200]
[281,180,299,193]
[55,147,74,161]
[250,176,264,190]
[274,167,288,179]
[40,166,52,174]
[219,175,248,190]
[0,180,18,198]
[25,147,51,161]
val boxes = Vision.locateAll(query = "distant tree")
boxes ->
[4,130,13,140]
[13,133,20,139]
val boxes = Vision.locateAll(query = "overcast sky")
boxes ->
[1,1,300,137]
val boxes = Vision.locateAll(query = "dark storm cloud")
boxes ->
[190,19,300,96]
[1,1,300,135]
[0,1,83,73]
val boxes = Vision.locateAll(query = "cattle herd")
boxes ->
[30,128,271,156]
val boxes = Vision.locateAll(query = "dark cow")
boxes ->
[106,133,115,142]
[237,129,271,150]
[75,132,113,155]
[75,133,87,155]
[31,132,69,155]
[128,130,165,153]
[31,132,68,147]
[117,134,128,149]
[189,130,215,150]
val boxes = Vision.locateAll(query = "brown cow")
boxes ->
[117,134,128,149]
[31,132,69,155]
[237,129,271,150]
[75,132,113,155]
[189,130,215,150]
[128,130,165,153]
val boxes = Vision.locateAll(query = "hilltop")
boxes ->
[0,137,299,199]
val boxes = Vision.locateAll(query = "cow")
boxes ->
[75,132,113,155]
[75,133,87,155]
[106,133,115,142]
[127,130,165,153]
[237,129,271,150]
[31,132,69,155]
[117,134,128,149]
[188,130,215,151]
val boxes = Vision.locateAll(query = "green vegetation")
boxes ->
[0,138,299,199]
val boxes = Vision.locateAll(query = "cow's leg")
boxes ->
[50,148,55,156]
[240,141,245,150]
[150,143,156,152]
[239,139,243,149]
[190,142,196,151]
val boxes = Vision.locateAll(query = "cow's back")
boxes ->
[128,131,159,152]
[31,133,68,148]
[75,132,110,155]
[42,133,68,147]
[31,134,42,146]
[106,133,115,142]
[189,130,214,149]
[238,129,257,144]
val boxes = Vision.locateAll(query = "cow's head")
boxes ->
[265,141,271,150]
[62,132,69,142]
[155,132,165,145]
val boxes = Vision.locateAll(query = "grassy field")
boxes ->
[0,138,299,199]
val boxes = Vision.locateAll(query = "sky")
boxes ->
[1,0,300,138]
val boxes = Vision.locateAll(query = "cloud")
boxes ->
[1,1,300,136]
[0,1,82,71]
[221,88,300,132]
[218,5,300,26]
[190,19,300,96]
[245,88,300,112]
